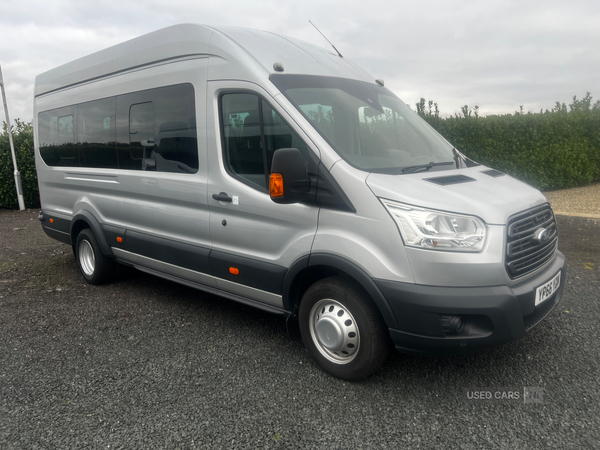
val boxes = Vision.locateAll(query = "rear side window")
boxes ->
[129,102,155,160]
[77,97,118,168]
[220,93,309,189]
[38,106,79,167]
[57,115,76,160]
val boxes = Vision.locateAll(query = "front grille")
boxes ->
[505,204,557,279]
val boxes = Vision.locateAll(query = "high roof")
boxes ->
[35,24,375,97]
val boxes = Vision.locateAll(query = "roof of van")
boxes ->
[34,24,375,97]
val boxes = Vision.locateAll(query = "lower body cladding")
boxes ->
[111,247,287,314]
[376,252,566,355]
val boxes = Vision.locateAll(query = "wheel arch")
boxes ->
[70,211,113,257]
[282,253,398,329]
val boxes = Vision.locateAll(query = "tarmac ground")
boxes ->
[0,205,598,449]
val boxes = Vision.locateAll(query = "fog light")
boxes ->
[440,314,465,336]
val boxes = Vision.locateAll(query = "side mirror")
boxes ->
[270,148,310,204]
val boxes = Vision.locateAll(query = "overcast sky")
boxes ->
[1,0,599,124]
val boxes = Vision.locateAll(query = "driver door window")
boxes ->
[220,93,309,190]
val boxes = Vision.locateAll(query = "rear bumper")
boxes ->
[375,251,566,355]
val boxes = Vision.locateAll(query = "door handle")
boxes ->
[212,192,232,203]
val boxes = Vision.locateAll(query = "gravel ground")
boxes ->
[544,182,600,216]
[0,209,599,449]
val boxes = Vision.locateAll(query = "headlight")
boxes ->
[380,199,486,252]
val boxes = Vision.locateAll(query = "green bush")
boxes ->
[416,94,600,189]
[0,120,39,209]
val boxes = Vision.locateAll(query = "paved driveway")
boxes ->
[1,209,598,449]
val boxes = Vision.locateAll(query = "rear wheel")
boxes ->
[299,276,390,380]
[75,228,114,285]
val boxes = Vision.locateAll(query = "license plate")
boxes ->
[535,271,561,306]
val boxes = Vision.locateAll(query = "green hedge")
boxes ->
[416,94,600,189]
[0,120,39,209]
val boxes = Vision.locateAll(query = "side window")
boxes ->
[58,115,76,161]
[38,84,198,172]
[221,93,265,187]
[38,106,79,167]
[77,97,118,168]
[221,93,310,190]
[118,84,198,173]
[38,111,60,166]
[58,115,74,151]
[153,85,198,174]
[262,102,309,175]
[129,102,154,160]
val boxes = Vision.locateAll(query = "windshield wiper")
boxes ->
[400,161,455,174]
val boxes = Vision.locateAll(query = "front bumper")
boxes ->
[375,251,566,355]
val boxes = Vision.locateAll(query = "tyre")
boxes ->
[299,276,391,380]
[75,228,115,285]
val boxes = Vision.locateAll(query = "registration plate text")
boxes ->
[535,272,561,306]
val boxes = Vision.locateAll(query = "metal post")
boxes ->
[0,64,25,210]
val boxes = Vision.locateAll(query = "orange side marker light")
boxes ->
[49,218,54,224]
[229,267,239,275]
[269,173,284,198]
[116,237,123,243]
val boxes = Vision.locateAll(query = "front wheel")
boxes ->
[299,276,391,380]
[75,228,115,285]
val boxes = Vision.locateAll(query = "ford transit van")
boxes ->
[34,24,566,380]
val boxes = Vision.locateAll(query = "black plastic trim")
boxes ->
[307,253,398,328]
[133,264,288,316]
[70,210,112,256]
[210,250,287,295]
[376,251,566,355]
[41,225,71,245]
[39,210,71,245]
[281,255,310,311]
[315,162,356,213]
[124,230,211,275]
[101,224,126,250]
[39,213,71,234]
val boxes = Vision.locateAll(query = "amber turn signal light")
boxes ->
[269,173,284,198]
[229,267,239,275]
[116,237,123,243]
[49,218,54,223]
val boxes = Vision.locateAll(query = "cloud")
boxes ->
[1,0,599,123]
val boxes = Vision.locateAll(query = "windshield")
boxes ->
[270,74,456,173]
